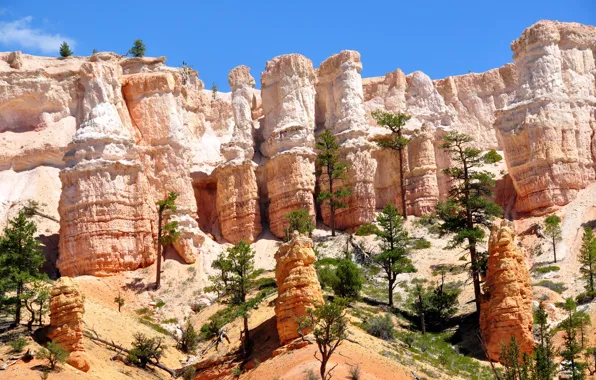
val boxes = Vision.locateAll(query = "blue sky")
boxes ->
[0,0,594,91]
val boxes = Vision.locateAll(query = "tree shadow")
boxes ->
[245,316,280,366]
[447,312,486,360]
[121,277,147,294]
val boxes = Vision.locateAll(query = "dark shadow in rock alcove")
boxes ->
[38,234,60,280]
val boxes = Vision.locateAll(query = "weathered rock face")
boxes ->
[261,54,317,238]
[214,66,262,243]
[58,60,155,277]
[48,277,90,372]
[495,21,596,215]
[480,220,533,362]
[274,233,324,345]
[317,50,377,229]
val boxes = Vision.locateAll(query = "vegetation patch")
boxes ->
[534,265,560,274]
[535,280,567,294]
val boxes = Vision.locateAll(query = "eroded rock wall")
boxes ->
[317,50,377,229]
[480,220,533,362]
[274,233,323,345]
[261,54,317,238]
[495,21,596,215]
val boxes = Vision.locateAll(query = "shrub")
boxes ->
[36,342,68,369]
[127,333,165,368]
[182,366,196,380]
[255,277,277,291]
[348,364,361,380]
[303,369,318,380]
[365,313,395,341]
[232,367,242,377]
[316,265,338,290]
[534,265,560,274]
[411,238,431,250]
[576,291,596,305]
[177,320,199,354]
[535,280,567,294]
[8,337,27,352]
[332,259,363,300]
[59,42,73,57]
[155,300,166,308]
[284,209,315,239]
[355,223,380,236]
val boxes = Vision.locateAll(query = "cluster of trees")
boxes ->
[58,39,147,58]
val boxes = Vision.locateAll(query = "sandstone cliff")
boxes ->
[48,277,90,372]
[495,21,596,215]
[480,220,534,362]
[274,233,324,345]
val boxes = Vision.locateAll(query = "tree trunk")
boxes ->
[469,241,482,314]
[552,237,557,263]
[388,278,394,307]
[243,315,250,358]
[418,293,426,334]
[329,171,335,237]
[155,210,163,290]
[320,357,328,380]
[398,147,407,220]
[15,281,23,326]
[38,302,43,325]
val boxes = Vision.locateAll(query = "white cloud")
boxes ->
[0,16,75,54]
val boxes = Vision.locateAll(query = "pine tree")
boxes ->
[579,227,596,294]
[206,241,263,357]
[128,39,146,57]
[155,192,180,290]
[331,259,362,301]
[437,131,502,313]
[561,298,586,380]
[533,302,557,380]
[59,41,73,57]
[0,211,46,326]
[372,202,416,307]
[499,336,532,380]
[315,130,351,236]
[371,110,411,218]
[284,209,315,240]
[544,215,562,263]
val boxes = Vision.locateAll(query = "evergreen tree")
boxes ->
[371,110,411,219]
[155,192,180,289]
[206,241,262,357]
[315,130,351,236]
[544,215,562,263]
[0,211,46,326]
[331,259,362,301]
[561,298,586,380]
[437,131,502,313]
[284,209,315,240]
[299,298,349,380]
[114,292,125,312]
[128,39,146,57]
[407,279,430,334]
[59,41,73,57]
[372,202,416,307]
[499,337,532,380]
[24,280,50,331]
[211,82,218,99]
[579,227,596,294]
[533,302,557,380]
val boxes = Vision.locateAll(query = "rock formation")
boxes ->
[261,54,317,238]
[495,21,596,215]
[48,277,90,372]
[274,233,324,345]
[480,220,533,362]
[58,60,155,276]
[214,66,261,243]
[317,50,377,229]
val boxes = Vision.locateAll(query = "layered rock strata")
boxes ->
[261,54,317,238]
[316,50,377,229]
[48,277,90,372]
[274,233,324,345]
[214,66,261,243]
[57,60,155,276]
[494,21,596,215]
[480,220,533,362]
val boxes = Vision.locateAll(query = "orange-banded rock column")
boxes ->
[122,71,202,263]
[406,125,439,215]
[58,60,155,276]
[260,54,317,238]
[494,21,596,215]
[214,66,261,243]
[480,219,533,362]
[48,277,89,372]
[317,50,376,229]
[274,232,324,345]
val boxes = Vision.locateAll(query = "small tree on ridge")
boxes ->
[155,192,180,289]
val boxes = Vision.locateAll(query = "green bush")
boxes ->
[36,342,68,369]
[316,265,338,291]
[315,257,339,266]
[8,337,28,352]
[127,333,165,368]
[182,366,196,380]
[255,277,277,290]
[284,209,315,239]
[155,300,166,308]
[177,320,199,354]
[365,313,395,341]
[355,223,380,236]
[534,265,560,274]
[535,280,567,294]
[332,260,363,300]
[411,238,431,250]
[576,291,596,305]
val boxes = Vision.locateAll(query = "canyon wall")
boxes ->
[495,21,596,215]
[0,20,594,274]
